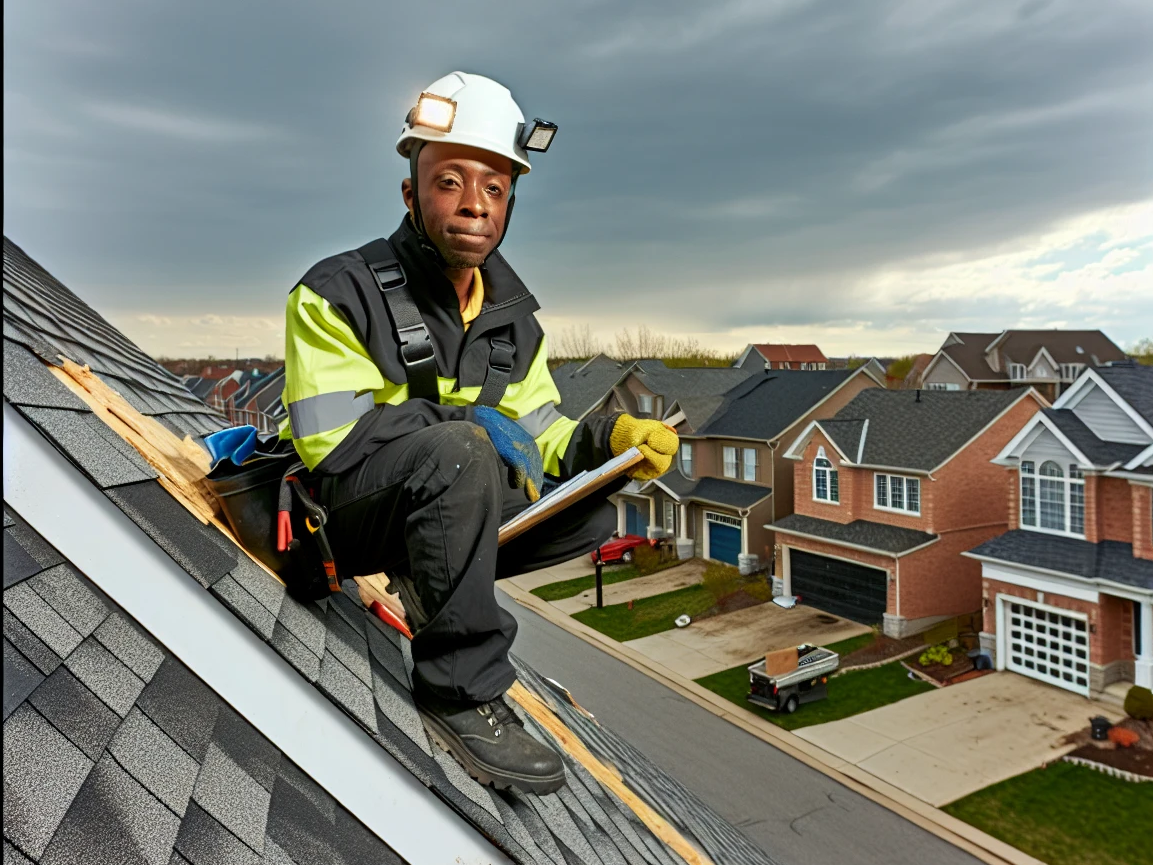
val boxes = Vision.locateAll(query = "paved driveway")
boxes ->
[625,601,870,679]
[794,672,1125,806]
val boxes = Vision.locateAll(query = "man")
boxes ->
[281,71,677,794]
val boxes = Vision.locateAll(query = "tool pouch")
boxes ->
[203,436,336,601]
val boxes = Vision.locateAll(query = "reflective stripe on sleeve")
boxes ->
[287,391,374,439]
[516,402,565,438]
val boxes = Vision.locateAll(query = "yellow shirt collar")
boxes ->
[461,267,485,331]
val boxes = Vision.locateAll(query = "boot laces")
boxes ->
[479,698,524,737]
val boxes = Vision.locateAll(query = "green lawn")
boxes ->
[693,632,932,731]
[944,762,1153,865]
[572,584,717,642]
[531,565,648,602]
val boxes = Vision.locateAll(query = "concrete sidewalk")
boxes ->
[794,672,1125,806]
[624,601,871,679]
[551,560,707,614]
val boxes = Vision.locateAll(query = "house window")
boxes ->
[1020,460,1036,526]
[1060,363,1085,381]
[1009,363,1026,381]
[927,382,961,391]
[813,448,839,503]
[680,442,693,477]
[723,446,738,478]
[817,363,826,370]
[637,394,653,415]
[874,473,921,515]
[1025,460,1085,536]
[663,500,675,533]
[742,448,757,482]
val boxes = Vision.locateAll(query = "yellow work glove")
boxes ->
[609,414,679,480]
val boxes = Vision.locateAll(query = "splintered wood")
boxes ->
[507,682,713,865]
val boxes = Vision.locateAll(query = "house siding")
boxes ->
[923,356,971,389]
[1072,384,1149,445]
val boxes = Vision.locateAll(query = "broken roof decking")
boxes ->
[3,505,407,865]
[3,237,777,865]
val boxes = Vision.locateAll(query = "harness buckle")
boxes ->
[488,337,515,374]
[397,323,435,366]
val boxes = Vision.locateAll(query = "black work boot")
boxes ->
[416,692,567,794]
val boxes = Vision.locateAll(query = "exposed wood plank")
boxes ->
[507,681,713,865]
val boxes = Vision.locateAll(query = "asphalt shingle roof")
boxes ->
[940,331,1126,381]
[629,361,754,410]
[656,475,772,510]
[771,514,938,555]
[2,504,407,865]
[1043,408,1145,467]
[824,387,1030,472]
[696,370,862,441]
[1096,363,1153,424]
[968,531,1153,591]
[4,236,779,864]
[551,356,626,419]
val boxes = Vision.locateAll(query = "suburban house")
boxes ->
[550,353,627,419]
[3,237,774,865]
[964,363,1153,697]
[614,366,883,567]
[920,330,1127,401]
[734,343,829,371]
[228,366,287,433]
[771,388,1045,636]
[584,359,753,423]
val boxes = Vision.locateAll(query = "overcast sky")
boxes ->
[5,0,1152,360]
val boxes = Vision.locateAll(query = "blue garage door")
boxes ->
[625,502,648,536]
[706,514,741,565]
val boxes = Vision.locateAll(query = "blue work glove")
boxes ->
[473,406,544,502]
[204,425,258,469]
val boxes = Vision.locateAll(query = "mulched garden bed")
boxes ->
[840,634,923,668]
[708,588,769,617]
[1061,718,1153,779]
[902,652,978,685]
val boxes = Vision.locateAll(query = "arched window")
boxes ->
[813,447,839,503]
[1022,459,1084,535]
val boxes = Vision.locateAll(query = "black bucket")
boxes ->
[205,455,294,575]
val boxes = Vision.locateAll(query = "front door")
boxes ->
[1000,595,1089,695]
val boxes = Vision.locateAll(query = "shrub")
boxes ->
[1124,685,1153,720]
[919,644,953,667]
[631,543,664,576]
[701,560,742,602]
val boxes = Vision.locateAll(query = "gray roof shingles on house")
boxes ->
[627,361,754,414]
[3,236,778,865]
[771,514,938,555]
[656,475,771,510]
[1096,363,1153,423]
[968,531,1153,591]
[823,387,1030,472]
[2,505,408,865]
[551,356,626,419]
[695,370,862,442]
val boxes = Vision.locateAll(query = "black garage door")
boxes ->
[790,550,887,624]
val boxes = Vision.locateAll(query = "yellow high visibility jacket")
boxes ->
[281,218,616,477]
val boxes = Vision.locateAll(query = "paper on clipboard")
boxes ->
[497,447,645,546]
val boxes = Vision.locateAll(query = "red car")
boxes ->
[591,533,655,565]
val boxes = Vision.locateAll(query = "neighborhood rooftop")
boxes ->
[3,236,777,865]
[936,330,1126,382]
[815,387,1032,472]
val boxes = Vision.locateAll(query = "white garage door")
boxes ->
[1002,596,1089,695]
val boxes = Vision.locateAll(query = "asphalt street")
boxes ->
[498,590,983,865]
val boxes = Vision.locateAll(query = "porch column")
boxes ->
[1138,599,1153,689]
[647,497,658,540]
[678,503,689,539]
[617,500,626,536]
[780,545,792,597]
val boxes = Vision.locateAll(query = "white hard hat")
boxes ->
[396,72,555,175]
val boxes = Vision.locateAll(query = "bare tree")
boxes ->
[615,325,669,360]
[553,324,601,359]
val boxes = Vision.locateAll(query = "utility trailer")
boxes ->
[747,644,840,714]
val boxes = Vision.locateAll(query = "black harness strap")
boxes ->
[358,238,439,402]
[474,329,516,407]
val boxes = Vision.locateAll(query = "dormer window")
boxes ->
[637,394,653,415]
[1059,363,1084,381]
[813,447,839,503]
[1009,363,1027,381]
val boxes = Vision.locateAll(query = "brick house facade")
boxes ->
[771,388,1044,637]
[966,365,1153,696]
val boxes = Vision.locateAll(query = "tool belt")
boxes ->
[204,435,339,601]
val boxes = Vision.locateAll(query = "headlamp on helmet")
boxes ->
[518,118,558,153]
[407,91,457,133]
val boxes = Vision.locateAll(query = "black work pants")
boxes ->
[319,421,619,703]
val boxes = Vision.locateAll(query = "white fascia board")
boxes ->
[1029,345,1058,372]
[782,420,854,463]
[662,409,686,428]
[856,419,869,465]
[964,554,1100,602]
[650,478,684,502]
[1059,370,1153,438]
[1104,469,1153,485]
[992,410,1092,468]
[3,404,512,865]
[1124,443,1153,471]
[992,415,1047,464]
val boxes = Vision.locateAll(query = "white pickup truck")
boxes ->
[747,644,840,714]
